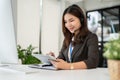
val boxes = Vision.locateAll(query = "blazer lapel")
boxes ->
[64,46,70,62]
[71,36,89,61]
[71,43,82,59]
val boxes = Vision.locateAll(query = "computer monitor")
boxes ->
[0,0,18,64]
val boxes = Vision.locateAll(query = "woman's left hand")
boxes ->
[50,59,70,70]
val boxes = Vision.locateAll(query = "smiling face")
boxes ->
[64,13,81,33]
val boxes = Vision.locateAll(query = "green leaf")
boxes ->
[17,44,41,64]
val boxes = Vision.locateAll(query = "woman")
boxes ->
[49,4,99,70]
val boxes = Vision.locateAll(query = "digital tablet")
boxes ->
[32,54,56,64]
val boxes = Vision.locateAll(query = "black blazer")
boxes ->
[58,32,99,69]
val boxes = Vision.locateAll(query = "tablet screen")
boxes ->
[32,54,56,64]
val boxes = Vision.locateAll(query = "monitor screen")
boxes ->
[0,0,18,64]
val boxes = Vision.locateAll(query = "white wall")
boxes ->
[84,0,120,11]
[17,0,40,52]
[65,0,120,11]
[41,0,61,56]
[17,0,62,56]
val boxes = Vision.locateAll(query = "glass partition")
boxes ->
[103,8,119,41]
[87,5,120,67]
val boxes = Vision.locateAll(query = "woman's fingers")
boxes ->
[47,51,55,57]
[50,60,58,68]
[56,59,64,62]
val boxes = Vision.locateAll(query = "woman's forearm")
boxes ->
[63,61,87,70]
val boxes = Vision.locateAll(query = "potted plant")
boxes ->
[103,35,120,80]
[17,44,41,64]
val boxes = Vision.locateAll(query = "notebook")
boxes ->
[29,63,57,70]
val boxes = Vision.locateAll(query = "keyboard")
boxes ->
[0,64,39,74]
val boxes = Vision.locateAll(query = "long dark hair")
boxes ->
[62,4,90,48]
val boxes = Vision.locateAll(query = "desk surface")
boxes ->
[0,65,110,80]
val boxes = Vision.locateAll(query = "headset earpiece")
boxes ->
[80,16,84,24]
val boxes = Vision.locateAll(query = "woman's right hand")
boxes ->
[47,51,55,57]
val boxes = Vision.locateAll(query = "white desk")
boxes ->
[0,65,110,80]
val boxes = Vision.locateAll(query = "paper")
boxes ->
[29,64,57,70]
